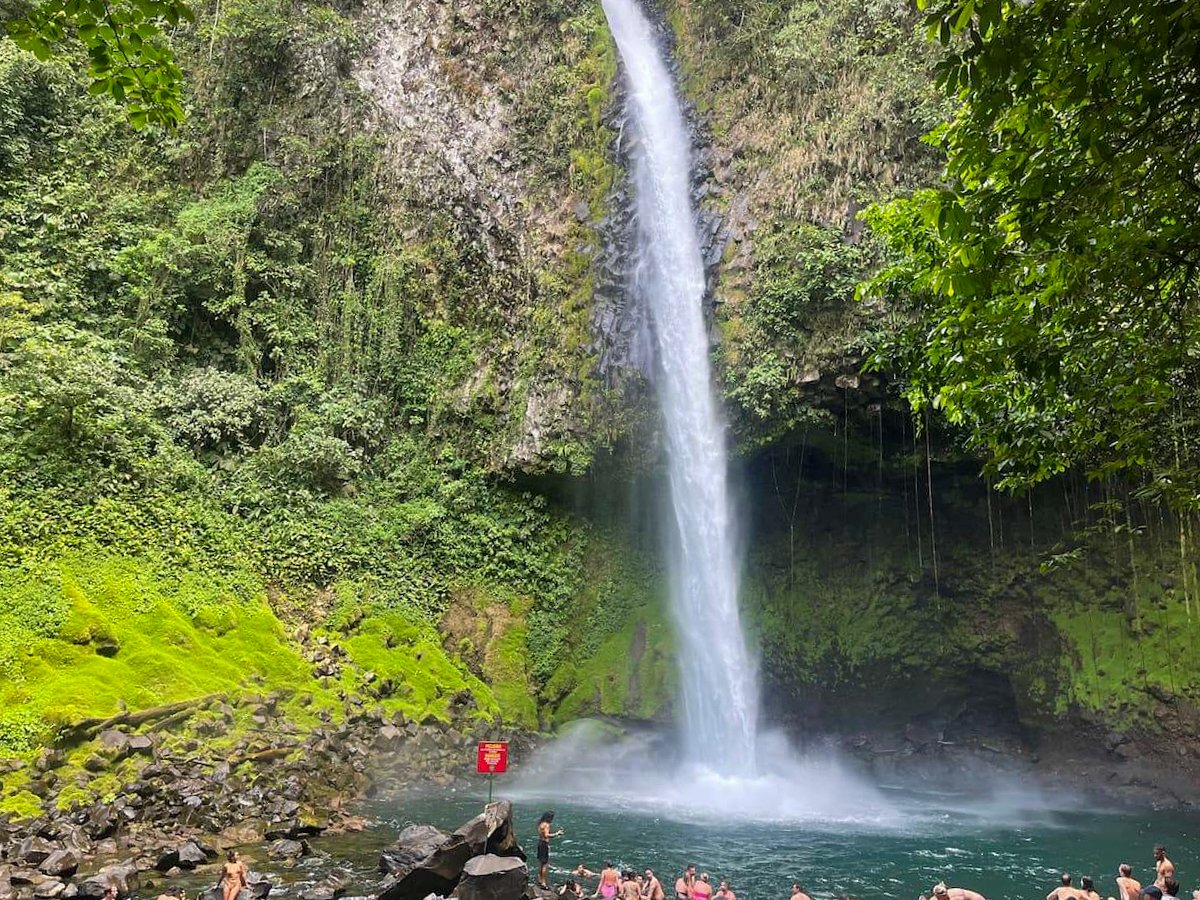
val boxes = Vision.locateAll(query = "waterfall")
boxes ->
[601,0,758,775]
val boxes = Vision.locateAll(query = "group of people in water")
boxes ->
[929,845,1191,900]
[535,817,1192,900]
[550,860,747,900]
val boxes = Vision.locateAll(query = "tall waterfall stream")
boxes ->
[600,0,758,777]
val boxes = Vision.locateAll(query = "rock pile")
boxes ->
[376,801,526,900]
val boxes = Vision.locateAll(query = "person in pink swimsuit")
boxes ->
[692,875,714,900]
[598,864,620,900]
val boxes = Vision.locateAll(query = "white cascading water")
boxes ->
[601,0,758,776]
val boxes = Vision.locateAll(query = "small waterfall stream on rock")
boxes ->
[600,0,757,778]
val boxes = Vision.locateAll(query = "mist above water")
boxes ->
[601,0,757,776]
[510,722,1066,832]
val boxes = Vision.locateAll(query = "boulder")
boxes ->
[379,826,449,875]
[18,838,57,867]
[376,802,524,900]
[301,870,351,900]
[96,731,130,754]
[77,861,139,898]
[37,852,79,879]
[32,880,65,899]
[9,871,47,888]
[175,840,209,869]
[246,871,274,900]
[455,855,527,900]
[267,839,307,861]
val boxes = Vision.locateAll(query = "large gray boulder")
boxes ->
[455,856,527,900]
[379,826,449,875]
[77,860,139,898]
[376,802,525,900]
[38,851,80,879]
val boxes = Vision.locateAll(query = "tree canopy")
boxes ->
[864,0,1200,507]
[3,0,191,127]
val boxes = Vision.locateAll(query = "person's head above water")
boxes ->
[1083,877,1095,892]
[701,875,710,885]
[1120,866,1133,878]
[539,811,556,824]
[1154,847,1167,862]
[1143,887,1164,900]
[933,883,950,898]
[687,866,696,875]
[1063,875,1074,887]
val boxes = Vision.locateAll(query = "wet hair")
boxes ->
[792,887,802,894]
[539,811,556,824]
[1120,866,1133,878]
[1063,875,1073,887]
[1164,881,1179,897]
[1154,846,1167,858]
[1082,878,1095,892]
[687,865,696,872]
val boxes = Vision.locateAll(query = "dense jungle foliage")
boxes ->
[0,0,672,767]
[865,0,1200,505]
[4,0,1200,817]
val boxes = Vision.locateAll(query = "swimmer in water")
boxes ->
[933,881,987,900]
[1117,865,1143,900]
[692,875,714,900]
[643,870,665,900]
[1154,848,1175,889]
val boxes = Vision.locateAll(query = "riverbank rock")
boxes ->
[267,838,308,861]
[38,851,80,879]
[455,855,527,900]
[77,860,139,898]
[302,869,351,900]
[376,802,524,900]
[379,826,448,876]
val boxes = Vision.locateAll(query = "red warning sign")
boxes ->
[476,741,509,774]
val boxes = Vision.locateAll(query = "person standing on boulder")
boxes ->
[537,811,564,889]
[221,850,248,900]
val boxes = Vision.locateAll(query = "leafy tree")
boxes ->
[863,0,1200,506]
[3,0,192,127]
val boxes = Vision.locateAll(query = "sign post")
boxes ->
[476,740,509,802]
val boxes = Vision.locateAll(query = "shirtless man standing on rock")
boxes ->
[1117,866,1143,900]
[933,881,987,900]
[1154,847,1176,889]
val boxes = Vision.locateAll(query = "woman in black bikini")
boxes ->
[537,811,564,889]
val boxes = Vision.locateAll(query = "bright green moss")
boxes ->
[0,789,43,822]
